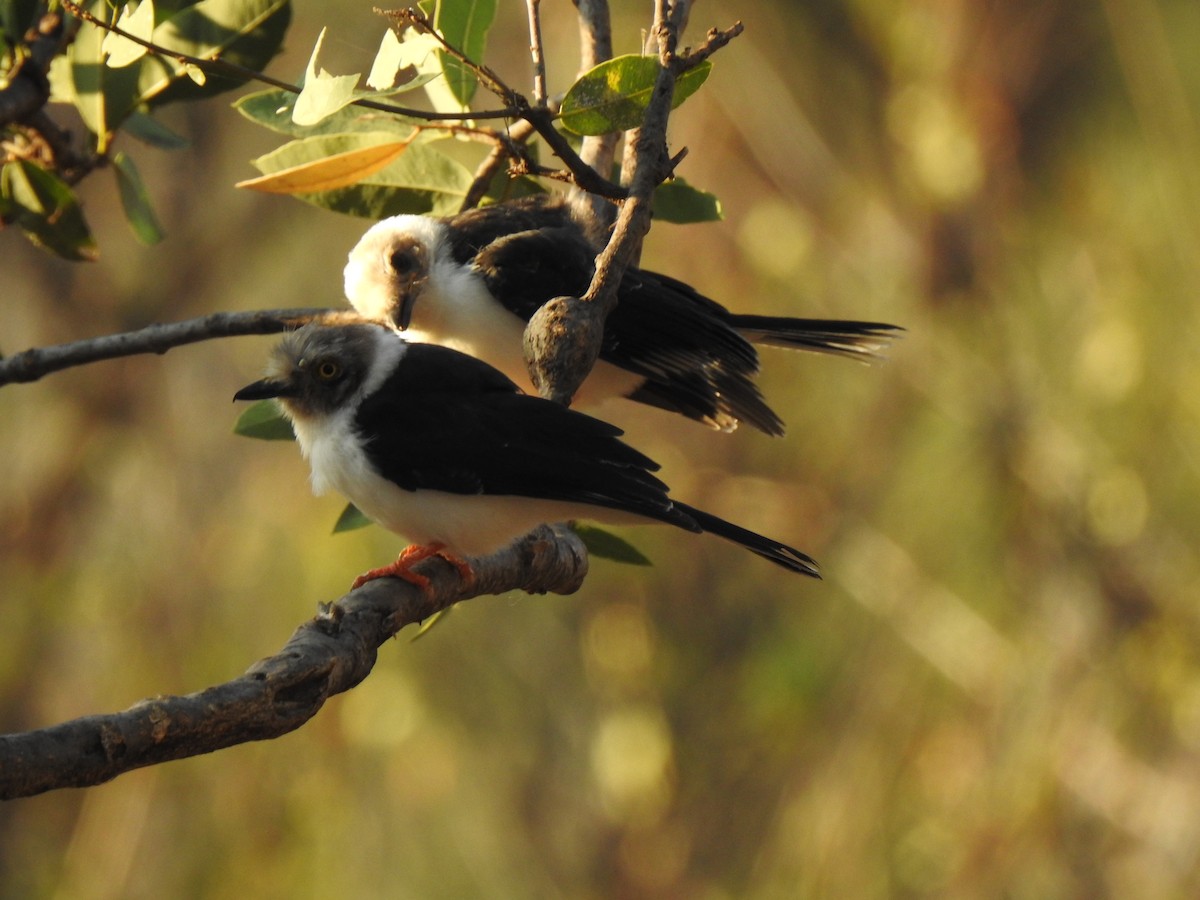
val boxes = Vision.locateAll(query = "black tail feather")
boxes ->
[672,502,821,578]
[730,315,903,361]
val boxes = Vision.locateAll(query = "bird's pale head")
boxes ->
[234,324,391,420]
[344,215,444,330]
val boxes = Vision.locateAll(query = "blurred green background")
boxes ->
[5,0,1200,896]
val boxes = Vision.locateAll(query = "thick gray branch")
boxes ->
[524,1,695,405]
[0,309,369,387]
[569,0,619,234]
[0,525,588,799]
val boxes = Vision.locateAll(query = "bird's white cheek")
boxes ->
[344,261,396,322]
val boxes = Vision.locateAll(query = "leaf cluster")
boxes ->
[0,0,290,256]
[2,0,724,260]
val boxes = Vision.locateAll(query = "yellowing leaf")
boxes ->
[102,0,155,68]
[236,139,412,194]
[367,29,404,91]
[293,27,361,127]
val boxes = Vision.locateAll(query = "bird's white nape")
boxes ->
[360,327,408,400]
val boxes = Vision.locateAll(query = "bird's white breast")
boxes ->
[291,400,642,556]
[408,256,643,406]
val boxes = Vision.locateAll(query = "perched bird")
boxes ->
[234,323,820,588]
[343,193,900,436]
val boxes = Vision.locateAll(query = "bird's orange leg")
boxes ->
[351,543,476,592]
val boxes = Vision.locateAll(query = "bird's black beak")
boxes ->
[233,378,295,402]
[394,293,417,331]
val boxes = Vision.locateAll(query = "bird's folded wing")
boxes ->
[355,344,698,528]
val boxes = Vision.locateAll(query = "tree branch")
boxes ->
[0,525,589,799]
[383,7,627,201]
[0,309,367,387]
[459,118,538,212]
[0,11,69,129]
[526,0,548,108]
[525,1,734,405]
[569,0,620,236]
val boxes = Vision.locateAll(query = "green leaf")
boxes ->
[235,88,418,138]
[411,608,449,640]
[112,151,166,244]
[1,160,98,261]
[69,2,142,149]
[102,0,155,68]
[367,27,444,91]
[233,399,294,440]
[248,132,473,218]
[136,0,292,108]
[332,503,372,533]
[560,55,712,136]
[123,111,191,148]
[433,0,496,107]
[652,178,723,224]
[292,27,361,126]
[571,524,653,566]
[47,53,77,105]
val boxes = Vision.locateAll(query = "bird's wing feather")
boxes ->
[354,343,699,528]
[442,195,576,266]
[469,225,781,432]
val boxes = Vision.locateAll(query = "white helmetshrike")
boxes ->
[234,323,820,588]
[342,194,901,436]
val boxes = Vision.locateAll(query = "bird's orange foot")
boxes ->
[350,543,476,593]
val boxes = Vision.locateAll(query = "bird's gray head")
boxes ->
[234,323,400,420]
[343,215,445,330]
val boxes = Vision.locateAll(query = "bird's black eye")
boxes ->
[389,249,417,275]
[315,359,341,381]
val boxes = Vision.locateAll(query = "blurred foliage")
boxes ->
[3,0,1200,897]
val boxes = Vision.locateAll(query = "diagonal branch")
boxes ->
[0,525,589,799]
[382,6,627,201]
[525,1,744,405]
[459,118,538,212]
[0,309,366,387]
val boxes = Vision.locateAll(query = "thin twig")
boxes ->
[460,119,538,212]
[0,309,365,387]
[0,524,589,798]
[385,8,521,106]
[526,0,548,107]
[683,21,745,69]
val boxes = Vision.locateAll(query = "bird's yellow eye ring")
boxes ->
[315,359,341,380]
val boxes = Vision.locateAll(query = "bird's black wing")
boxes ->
[442,195,576,267]
[470,224,782,433]
[354,343,699,530]
[471,226,595,320]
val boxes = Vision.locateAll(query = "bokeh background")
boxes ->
[4,0,1200,896]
